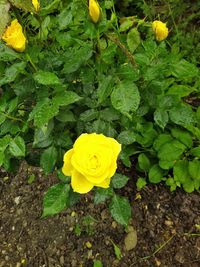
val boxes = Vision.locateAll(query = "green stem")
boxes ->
[167,1,179,37]
[1,111,24,123]
[25,53,37,72]
[139,234,176,261]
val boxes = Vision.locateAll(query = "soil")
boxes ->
[0,161,200,267]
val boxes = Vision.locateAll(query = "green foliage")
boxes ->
[109,195,131,226]
[93,260,103,267]
[0,0,200,225]
[42,183,70,217]
[111,173,129,189]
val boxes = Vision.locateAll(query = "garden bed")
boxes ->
[0,162,199,267]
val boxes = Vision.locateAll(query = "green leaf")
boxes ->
[173,160,189,184]
[153,134,173,151]
[93,260,103,267]
[99,108,120,121]
[171,59,198,80]
[42,183,70,217]
[57,169,70,183]
[167,85,196,98]
[158,140,186,162]
[111,80,140,116]
[0,0,10,38]
[117,63,139,81]
[30,99,59,128]
[119,19,134,32]
[0,150,5,166]
[154,109,168,129]
[190,146,200,158]
[28,174,36,184]
[33,121,54,148]
[148,165,163,183]
[169,105,196,127]
[136,177,147,190]
[138,153,150,172]
[94,188,113,204]
[9,0,35,12]
[127,28,141,53]
[62,44,93,74]
[182,177,195,193]
[188,160,200,181]
[109,195,131,226]
[0,43,19,61]
[117,130,136,145]
[166,178,177,192]
[58,7,73,30]
[111,241,122,260]
[80,109,99,122]
[97,75,113,104]
[0,135,11,152]
[9,136,25,157]
[111,173,129,189]
[40,0,60,15]
[40,146,58,174]
[159,160,175,170]
[0,62,26,86]
[53,91,82,106]
[33,70,60,85]
[171,128,193,148]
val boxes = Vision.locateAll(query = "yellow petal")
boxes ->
[2,19,26,52]
[89,0,101,23]
[71,169,94,194]
[152,20,168,41]
[32,0,40,11]
[96,177,111,188]
[62,149,74,176]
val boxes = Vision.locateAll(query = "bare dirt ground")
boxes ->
[0,161,200,267]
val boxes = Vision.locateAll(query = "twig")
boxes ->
[140,234,176,260]
[106,34,138,68]
[130,234,176,266]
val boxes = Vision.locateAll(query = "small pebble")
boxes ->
[14,196,21,205]
[59,255,65,265]
[124,227,137,251]
[112,221,117,228]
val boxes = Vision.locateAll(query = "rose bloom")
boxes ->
[152,20,169,41]
[32,0,40,12]
[89,0,101,23]
[2,19,26,52]
[62,133,121,194]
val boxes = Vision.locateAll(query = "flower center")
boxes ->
[88,155,99,170]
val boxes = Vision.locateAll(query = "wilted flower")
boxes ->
[32,0,40,11]
[62,133,121,194]
[2,19,26,52]
[152,20,168,41]
[89,0,101,23]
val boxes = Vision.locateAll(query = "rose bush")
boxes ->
[62,133,121,194]
[152,20,169,41]
[2,19,26,52]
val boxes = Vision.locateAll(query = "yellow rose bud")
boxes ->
[89,0,101,23]
[62,133,121,194]
[152,20,169,41]
[2,19,26,52]
[32,0,40,12]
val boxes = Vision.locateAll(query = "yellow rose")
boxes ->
[2,19,26,52]
[62,133,121,194]
[32,0,40,12]
[152,20,168,41]
[89,0,101,23]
